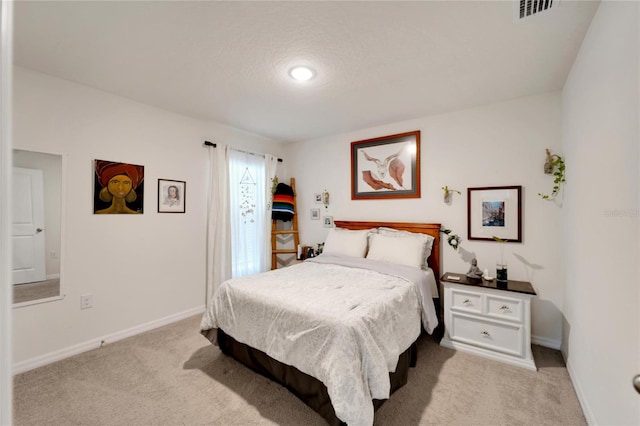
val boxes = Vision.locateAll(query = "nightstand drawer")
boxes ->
[450,313,524,357]
[450,289,482,314]
[486,294,523,323]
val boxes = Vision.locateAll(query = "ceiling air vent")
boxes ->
[518,0,554,20]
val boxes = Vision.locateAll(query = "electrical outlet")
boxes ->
[80,294,93,310]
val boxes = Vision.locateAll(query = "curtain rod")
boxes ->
[204,141,282,162]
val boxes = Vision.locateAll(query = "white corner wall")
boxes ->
[287,92,564,347]
[561,2,640,424]
[0,1,13,422]
[12,67,285,369]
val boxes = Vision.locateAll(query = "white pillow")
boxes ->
[323,228,371,258]
[376,227,435,269]
[366,232,425,269]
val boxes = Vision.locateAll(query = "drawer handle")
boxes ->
[499,305,510,311]
[463,299,472,305]
[480,331,491,337]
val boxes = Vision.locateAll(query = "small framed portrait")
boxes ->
[310,208,320,220]
[323,216,334,228]
[158,179,186,213]
[314,193,323,204]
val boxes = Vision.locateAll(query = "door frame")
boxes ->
[0,0,13,424]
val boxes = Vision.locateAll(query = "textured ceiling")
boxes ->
[14,1,599,143]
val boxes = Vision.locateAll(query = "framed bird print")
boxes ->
[351,130,421,200]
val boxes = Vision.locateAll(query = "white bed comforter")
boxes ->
[200,255,438,426]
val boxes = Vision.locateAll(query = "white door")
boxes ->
[12,167,46,284]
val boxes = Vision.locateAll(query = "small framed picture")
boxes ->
[158,179,186,213]
[323,216,334,228]
[314,193,323,204]
[467,185,521,242]
[310,208,320,220]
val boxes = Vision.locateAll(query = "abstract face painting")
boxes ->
[94,160,145,214]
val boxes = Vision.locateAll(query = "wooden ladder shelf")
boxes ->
[271,177,300,270]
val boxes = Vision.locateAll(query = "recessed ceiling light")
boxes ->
[288,66,316,81]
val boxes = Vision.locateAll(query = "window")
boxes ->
[228,149,267,277]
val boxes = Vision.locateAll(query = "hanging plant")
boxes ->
[441,186,461,204]
[538,149,566,200]
[441,228,461,250]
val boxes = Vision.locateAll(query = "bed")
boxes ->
[201,221,441,426]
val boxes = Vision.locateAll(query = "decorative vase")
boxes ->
[496,262,508,285]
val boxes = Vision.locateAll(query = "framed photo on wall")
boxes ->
[467,186,522,242]
[351,130,421,200]
[158,179,186,213]
[323,216,334,228]
[310,208,320,220]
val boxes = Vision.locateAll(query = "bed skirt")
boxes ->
[201,328,418,426]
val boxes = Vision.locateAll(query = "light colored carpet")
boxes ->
[13,279,60,304]
[13,315,586,425]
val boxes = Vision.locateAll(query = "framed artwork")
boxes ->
[468,186,522,242]
[94,159,144,214]
[310,208,320,220]
[158,179,186,213]
[314,193,323,204]
[351,130,421,200]
[323,216,334,228]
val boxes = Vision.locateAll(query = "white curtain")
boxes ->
[263,155,278,269]
[205,144,231,304]
[206,146,278,302]
[228,149,277,278]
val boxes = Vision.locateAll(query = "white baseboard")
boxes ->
[13,305,205,375]
[565,358,596,425]
[46,273,60,280]
[532,334,561,350]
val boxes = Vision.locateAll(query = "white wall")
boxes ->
[0,1,14,422]
[561,2,639,424]
[287,92,564,347]
[12,67,286,368]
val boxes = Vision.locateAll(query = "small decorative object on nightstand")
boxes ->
[466,258,483,280]
[440,272,537,371]
[483,268,493,280]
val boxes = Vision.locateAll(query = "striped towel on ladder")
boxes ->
[272,183,295,221]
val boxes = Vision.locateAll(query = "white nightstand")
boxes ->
[440,273,537,371]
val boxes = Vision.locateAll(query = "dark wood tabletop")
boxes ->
[440,272,536,296]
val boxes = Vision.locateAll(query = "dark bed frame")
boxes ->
[204,221,442,425]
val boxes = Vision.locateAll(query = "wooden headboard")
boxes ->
[333,220,442,284]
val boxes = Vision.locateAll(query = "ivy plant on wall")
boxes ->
[538,148,566,200]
